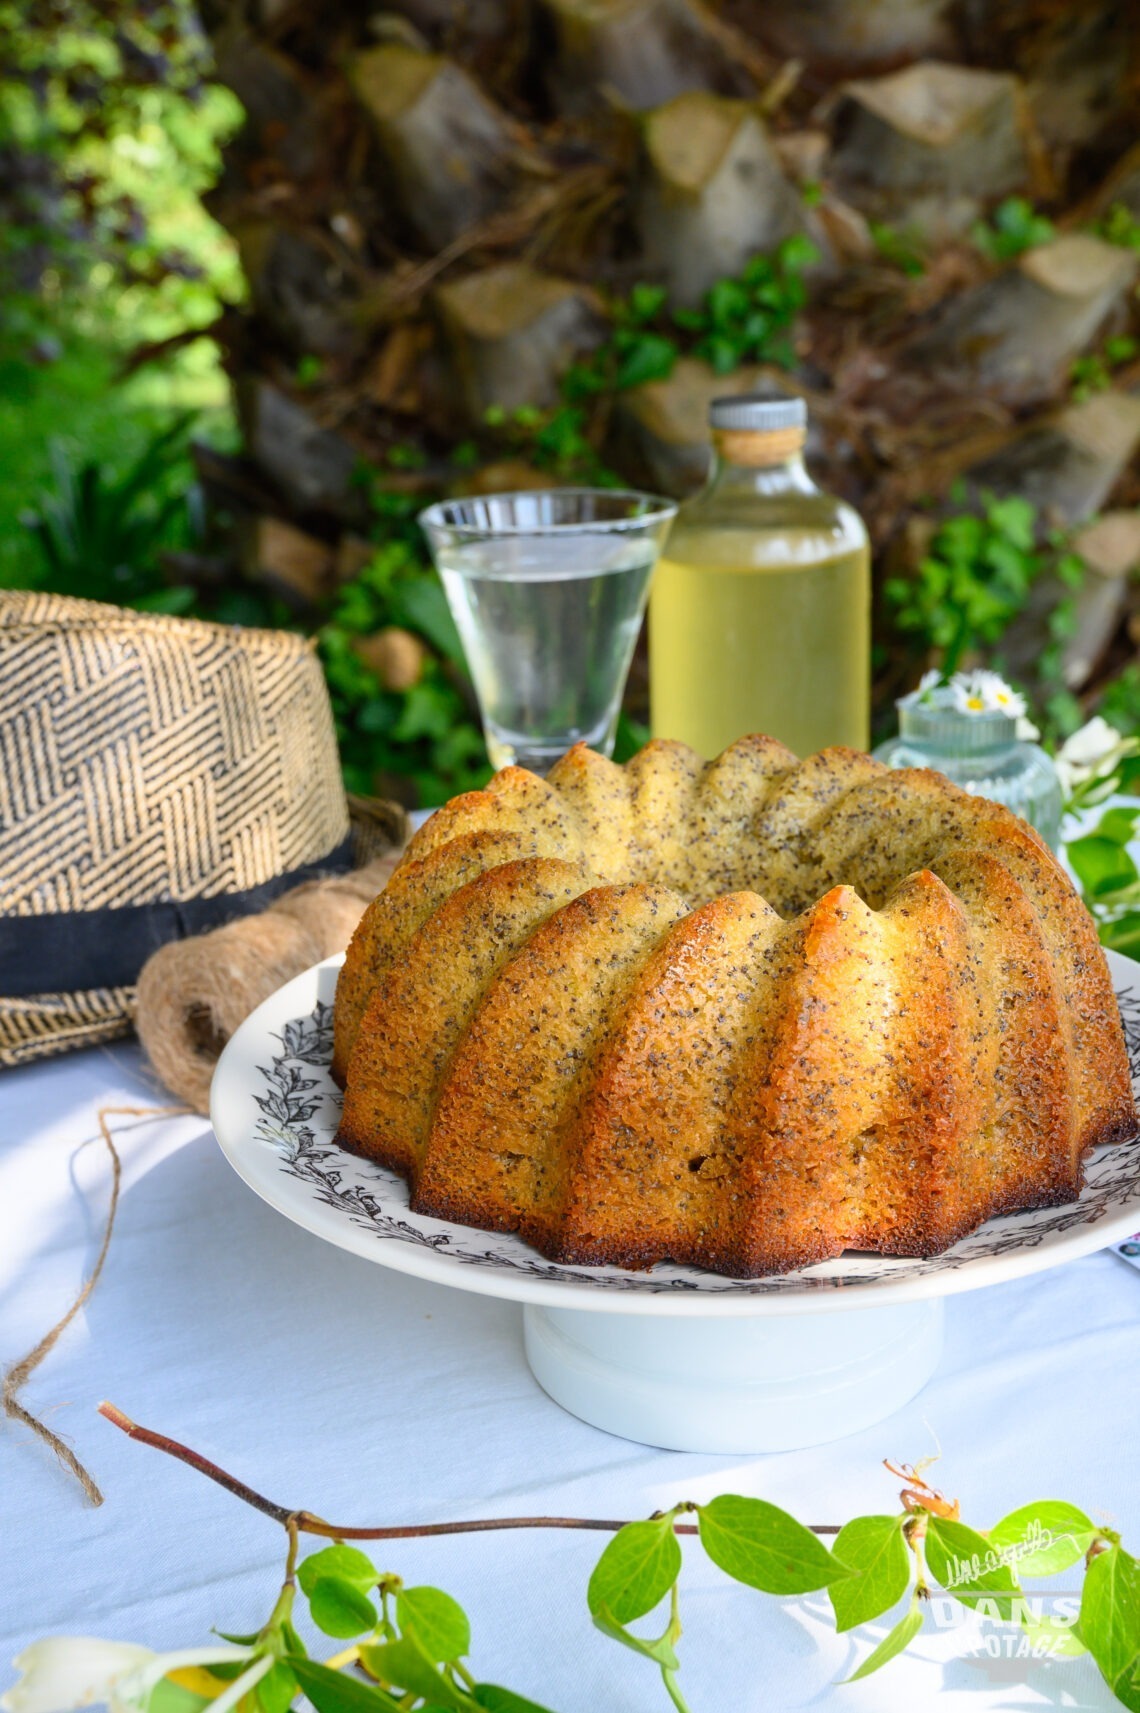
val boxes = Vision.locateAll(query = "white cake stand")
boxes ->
[210,953,1140,1454]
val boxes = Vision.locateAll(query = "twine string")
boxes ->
[3,1103,191,1505]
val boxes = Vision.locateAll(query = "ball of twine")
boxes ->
[136,853,401,1113]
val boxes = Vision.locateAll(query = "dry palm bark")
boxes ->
[197,0,1140,725]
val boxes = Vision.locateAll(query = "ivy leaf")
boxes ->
[587,1517,682,1624]
[925,1517,1020,1618]
[987,1501,1096,1576]
[698,1495,852,1594]
[473,1686,560,1712]
[359,1640,466,1711]
[590,1607,680,1671]
[1102,913,1140,957]
[1080,1544,1140,1710]
[827,1516,910,1631]
[147,1680,212,1713]
[255,1662,297,1713]
[844,1597,924,1682]
[1066,835,1137,900]
[286,1657,404,1713]
[309,1576,380,1639]
[1092,807,1140,846]
[298,1545,378,1596]
[396,1586,471,1662]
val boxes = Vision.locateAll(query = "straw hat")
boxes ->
[0,590,405,1066]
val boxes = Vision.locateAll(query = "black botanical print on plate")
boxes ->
[251,993,1140,1295]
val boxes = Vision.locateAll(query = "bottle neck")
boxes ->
[705,430,817,498]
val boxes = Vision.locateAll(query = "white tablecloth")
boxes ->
[3,1036,1139,1712]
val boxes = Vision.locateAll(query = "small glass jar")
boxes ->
[873,695,1063,849]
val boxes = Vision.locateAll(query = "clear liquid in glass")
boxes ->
[438,536,657,774]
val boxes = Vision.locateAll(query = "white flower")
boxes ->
[948,678,990,715]
[1016,716,1041,742]
[1,1642,152,1713]
[1058,716,1124,771]
[986,683,1027,718]
[1054,716,1132,796]
[951,668,1027,717]
[2,1641,258,1713]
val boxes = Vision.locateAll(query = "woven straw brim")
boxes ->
[0,592,408,1068]
[0,799,407,1068]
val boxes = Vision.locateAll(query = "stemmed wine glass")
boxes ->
[419,488,676,777]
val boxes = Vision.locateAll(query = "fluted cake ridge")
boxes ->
[332,735,1137,1277]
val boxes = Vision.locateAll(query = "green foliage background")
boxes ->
[4,9,1140,810]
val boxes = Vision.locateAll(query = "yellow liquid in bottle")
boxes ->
[650,528,870,760]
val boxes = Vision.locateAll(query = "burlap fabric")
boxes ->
[0,591,405,1066]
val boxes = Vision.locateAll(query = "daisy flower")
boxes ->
[948,670,1027,718]
[948,677,990,715]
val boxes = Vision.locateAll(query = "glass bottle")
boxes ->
[649,394,870,759]
[873,694,1064,849]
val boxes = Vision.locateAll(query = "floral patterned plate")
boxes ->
[209,952,1140,1317]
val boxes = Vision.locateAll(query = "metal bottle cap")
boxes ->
[708,393,807,432]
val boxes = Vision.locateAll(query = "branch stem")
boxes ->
[97,1401,840,1540]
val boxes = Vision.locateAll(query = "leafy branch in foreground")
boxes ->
[1057,717,1140,955]
[6,1405,1139,1713]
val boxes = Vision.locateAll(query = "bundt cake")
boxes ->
[331,735,1137,1277]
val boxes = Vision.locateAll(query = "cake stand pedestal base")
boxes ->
[523,1295,944,1453]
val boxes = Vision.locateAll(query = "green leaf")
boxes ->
[613,334,677,391]
[590,1607,680,1671]
[392,680,460,744]
[255,1662,298,1713]
[281,1621,308,1661]
[1101,912,1140,957]
[828,1516,910,1631]
[587,1516,682,1624]
[396,1586,471,1662]
[845,1597,924,1681]
[359,1640,466,1711]
[286,1657,404,1713]
[926,1517,1020,1617]
[987,1501,1097,1576]
[298,1544,378,1595]
[131,586,197,615]
[1080,1545,1140,1710]
[1093,807,1140,846]
[1067,835,1139,900]
[628,283,668,322]
[473,1686,560,1713]
[986,494,1036,551]
[309,1575,380,1639]
[1020,1614,1087,1659]
[388,576,468,672]
[779,233,820,272]
[146,1680,212,1713]
[697,1495,852,1595]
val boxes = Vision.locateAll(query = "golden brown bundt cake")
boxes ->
[332,736,1138,1277]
